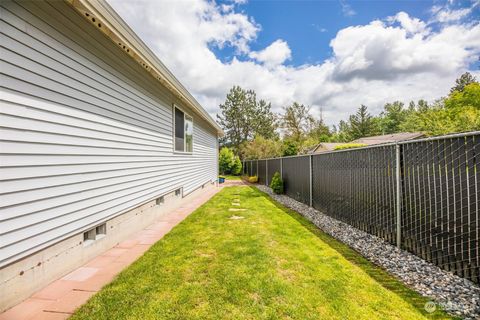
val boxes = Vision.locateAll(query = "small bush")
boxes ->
[248,176,258,183]
[334,143,367,151]
[231,156,242,175]
[219,147,235,175]
[270,172,283,194]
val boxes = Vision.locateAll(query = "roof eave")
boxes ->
[65,0,224,137]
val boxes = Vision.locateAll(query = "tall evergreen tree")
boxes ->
[217,86,276,150]
[348,105,378,139]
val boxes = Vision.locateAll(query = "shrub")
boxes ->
[231,156,242,175]
[219,147,235,175]
[248,176,258,183]
[219,148,242,175]
[270,172,283,194]
[333,143,367,151]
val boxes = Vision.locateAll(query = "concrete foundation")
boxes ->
[0,182,216,312]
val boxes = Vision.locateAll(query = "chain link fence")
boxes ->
[312,145,397,244]
[242,131,479,284]
[401,134,479,283]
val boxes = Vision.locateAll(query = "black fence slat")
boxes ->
[283,156,310,205]
[267,159,281,186]
[257,160,266,185]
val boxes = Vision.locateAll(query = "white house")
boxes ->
[0,0,222,310]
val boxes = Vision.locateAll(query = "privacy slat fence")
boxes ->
[243,132,480,284]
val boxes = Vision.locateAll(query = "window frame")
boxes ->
[172,104,194,154]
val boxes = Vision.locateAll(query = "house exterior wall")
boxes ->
[0,0,218,270]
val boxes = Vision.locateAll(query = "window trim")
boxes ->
[172,104,194,154]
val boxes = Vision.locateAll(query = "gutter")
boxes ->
[65,0,224,137]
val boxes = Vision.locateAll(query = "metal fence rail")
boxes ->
[242,131,479,284]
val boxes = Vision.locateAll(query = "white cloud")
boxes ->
[432,7,472,22]
[340,0,356,17]
[387,12,428,35]
[330,20,480,81]
[430,1,478,23]
[249,40,292,67]
[108,0,480,126]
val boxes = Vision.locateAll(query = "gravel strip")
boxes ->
[257,185,480,319]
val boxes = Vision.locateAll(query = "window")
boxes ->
[173,106,193,153]
[185,114,193,152]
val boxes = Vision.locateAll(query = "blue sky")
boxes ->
[215,1,431,65]
[213,0,479,67]
[110,0,480,125]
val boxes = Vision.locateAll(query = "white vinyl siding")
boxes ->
[0,1,218,267]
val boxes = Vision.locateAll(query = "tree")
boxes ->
[238,136,282,160]
[307,118,331,141]
[400,85,480,135]
[445,82,480,110]
[281,139,299,156]
[378,101,407,134]
[348,105,378,139]
[329,120,352,142]
[219,147,235,175]
[450,72,477,93]
[217,86,276,150]
[280,102,315,142]
[254,99,277,140]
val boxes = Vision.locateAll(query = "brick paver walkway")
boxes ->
[0,186,221,320]
[221,179,249,187]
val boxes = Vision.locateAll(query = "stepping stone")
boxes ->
[228,208,246,211]
[233,199,240,203]
[229,215,245,220]
[232,203,240,206]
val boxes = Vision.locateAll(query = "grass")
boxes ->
[220,175,242,180]
[71,186,454,320]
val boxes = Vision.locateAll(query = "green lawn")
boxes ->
[220,175,242,180]
[72,187,452,320]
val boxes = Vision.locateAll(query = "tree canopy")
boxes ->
[217,73,479,161]
[217,86,276,150]
[450,72,477,93]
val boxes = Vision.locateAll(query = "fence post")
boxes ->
[395,144,402,249]
[257,160,259,178]
[309,155,313,207]
[266,160,269,186]
[280,158,283,179]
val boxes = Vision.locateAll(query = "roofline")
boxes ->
[65,0,224,137]
[352,132,424,142]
